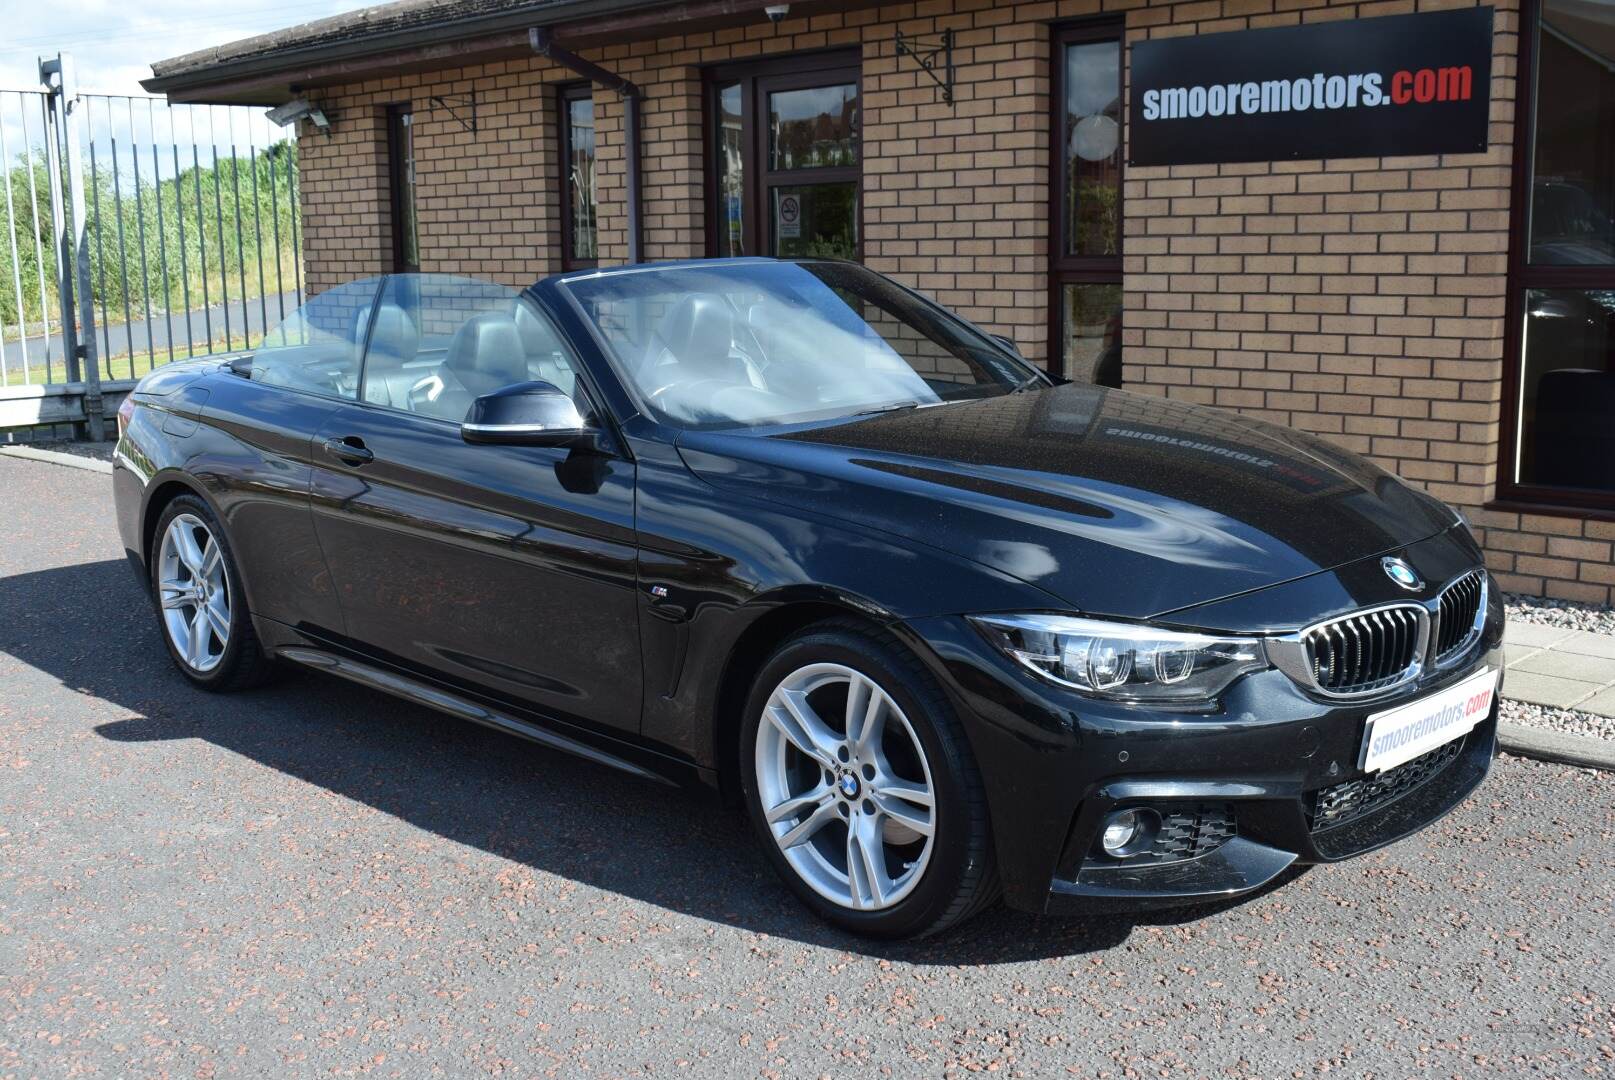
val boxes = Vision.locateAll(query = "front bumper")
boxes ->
[1044,705,1495,912]
[900,561,1505,916]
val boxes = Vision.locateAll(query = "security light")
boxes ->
[265,99,331,130]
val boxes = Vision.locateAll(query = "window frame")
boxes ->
[1048,19,1125,380]
[707,78,750,259]
[1496,0,1615,517]
[703,50,863,260]
[558,82,598,272]
[386,104,419,274]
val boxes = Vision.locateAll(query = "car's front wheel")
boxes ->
[740,620,998,938]
[149,494,274,691]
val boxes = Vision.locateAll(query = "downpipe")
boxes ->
[530,27,643,264]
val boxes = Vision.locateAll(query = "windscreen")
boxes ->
[561,261,1035,429]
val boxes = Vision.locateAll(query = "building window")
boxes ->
[560,85,598,269]
[1051,23,1123,385]
[1503,0,1615,511]
[706,52,861,260]
[387,105,419,273]
[714,82,746,258]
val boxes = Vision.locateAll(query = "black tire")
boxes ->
[739,618,999,939]
[148,494,276,692]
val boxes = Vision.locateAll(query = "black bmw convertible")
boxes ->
[111,258,1502,938]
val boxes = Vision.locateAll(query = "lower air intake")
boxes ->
[1135,803,1236,863]
[1311,736,1465,832]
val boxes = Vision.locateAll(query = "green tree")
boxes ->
[0,141,302,355]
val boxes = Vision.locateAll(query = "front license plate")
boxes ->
[1359,667,1499,774]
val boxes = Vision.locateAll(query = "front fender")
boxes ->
[630,434,1063,768]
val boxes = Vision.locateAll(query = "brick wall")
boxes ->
[1119,0,1611,604]
[298,59,569,294]
[297,2,1059,347]
[291,0,1610,603]
[296,96,391,292]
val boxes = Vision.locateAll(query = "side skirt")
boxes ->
[273,644,690,788]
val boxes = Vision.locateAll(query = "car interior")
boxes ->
[361,301,583,423]
[584,275,1011,428]
[244,275,588,424]
[243,267,1024,434]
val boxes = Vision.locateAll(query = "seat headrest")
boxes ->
[514,303,563,359]
[365,303,419,371]
[658,294,735,377]
[445,313,527,387]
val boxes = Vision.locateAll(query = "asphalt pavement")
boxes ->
[1,454,1611,1078]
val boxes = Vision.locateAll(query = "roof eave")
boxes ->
[141,0,658,102]
[144,0,870,106]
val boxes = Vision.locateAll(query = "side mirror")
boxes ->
[462,381,595,449]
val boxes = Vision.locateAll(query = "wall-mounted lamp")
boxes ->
[265,98,332,134]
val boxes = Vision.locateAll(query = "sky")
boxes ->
[0,0,377,176]
[0,0,377,98]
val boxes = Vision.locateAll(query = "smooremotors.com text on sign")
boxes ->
[1128,7,1493,166]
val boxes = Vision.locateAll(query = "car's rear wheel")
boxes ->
[740,620,997,938]
[150,495,273,691]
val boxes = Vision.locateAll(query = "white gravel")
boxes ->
[24,439,115,463]
[1500,697,1615,743]
[1502,595,1615,746]
[1502,596,1615,745]
[1505,591,1615,636]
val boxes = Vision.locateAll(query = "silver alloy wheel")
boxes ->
[755,662,937,912]
[156,513,231,674]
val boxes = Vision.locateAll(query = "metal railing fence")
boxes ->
[0,54,304,439]
[0,88,57,388]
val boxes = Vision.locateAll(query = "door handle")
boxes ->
[323,435,374,465]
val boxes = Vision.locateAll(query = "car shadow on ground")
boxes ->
[3,558,1302,965]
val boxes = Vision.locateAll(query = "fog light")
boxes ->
[1099,808,1158,858]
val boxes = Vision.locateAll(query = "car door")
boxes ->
[306,274,642,736]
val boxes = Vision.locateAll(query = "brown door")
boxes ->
[708,53,861,260]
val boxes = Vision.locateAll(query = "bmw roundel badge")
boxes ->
[1381,556,1423,592]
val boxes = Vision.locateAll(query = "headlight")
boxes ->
[968,613,1269,704]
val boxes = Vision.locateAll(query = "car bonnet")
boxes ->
[673,384,1459,620]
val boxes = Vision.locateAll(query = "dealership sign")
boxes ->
[1128,8,1493,166]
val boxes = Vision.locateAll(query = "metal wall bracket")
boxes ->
[429,92,477,134]
[895,28,954,105]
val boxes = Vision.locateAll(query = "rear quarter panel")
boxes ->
[115,368,346,638]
